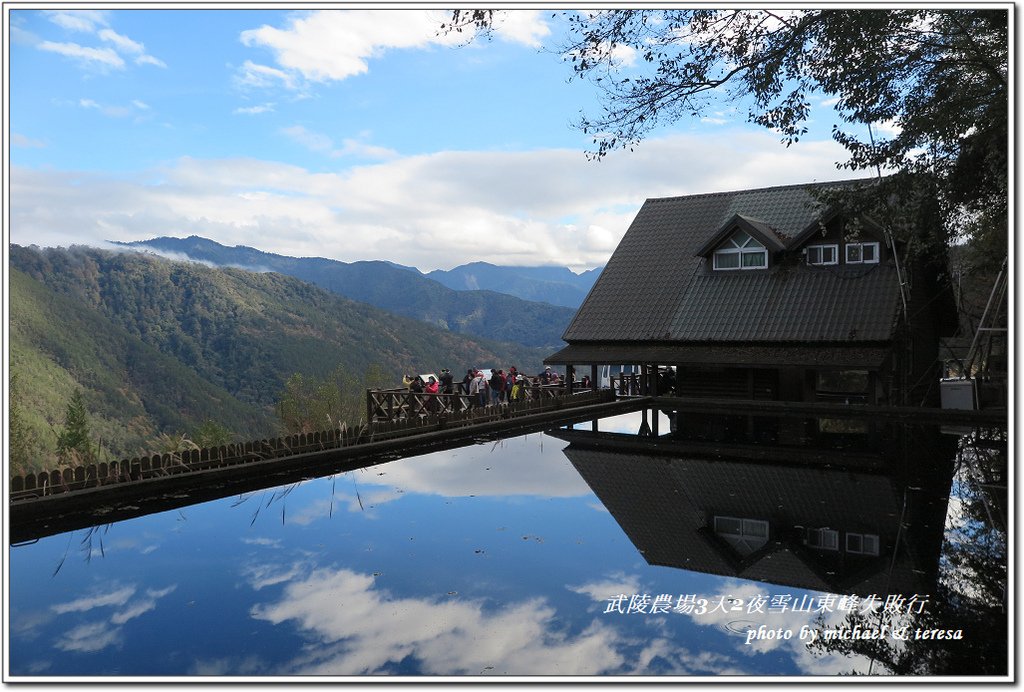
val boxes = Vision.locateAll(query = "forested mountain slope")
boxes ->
[9,245,550,472]
[116,236,578,347]
[10,266,276,471]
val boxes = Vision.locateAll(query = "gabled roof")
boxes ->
[561,177,895,344]
[694,213,789,256]
[787,207,889,251]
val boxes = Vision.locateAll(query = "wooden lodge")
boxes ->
[546,179,956,408]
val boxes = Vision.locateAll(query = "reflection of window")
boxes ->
[714,516,769,555]
[714,230,767,270]
[805,528,839,550]
[846,242,880,264]
[846,532,880,555]
[806,244,839,266]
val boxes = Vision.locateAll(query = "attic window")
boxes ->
[714,515,769,555]
[805,244,839,266]
[713,230,767,270]
[846,532,880,556]
[846,242,880,264]
[805,528,839,551]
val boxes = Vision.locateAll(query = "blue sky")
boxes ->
[7,7,862,271]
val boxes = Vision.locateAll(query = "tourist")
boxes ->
[539,366,553,385]
[489,369,505,405]
[424,375,439,413]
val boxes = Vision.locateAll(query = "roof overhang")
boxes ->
[694,213,788,257]
[788,208,889,250]
[546,342,892,370]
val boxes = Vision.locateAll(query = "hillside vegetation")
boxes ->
[9,245,550,475]
[117,236,578,346]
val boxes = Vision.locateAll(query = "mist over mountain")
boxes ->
[115,236,597,345]
[9,244,551,472]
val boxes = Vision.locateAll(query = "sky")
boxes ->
[6,7,866,272]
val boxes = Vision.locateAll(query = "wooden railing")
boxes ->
[366,383,569,423]
[10,388,614,503]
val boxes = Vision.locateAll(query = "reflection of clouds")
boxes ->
[571,410,674,435]
[680,581,874,675]
[52,586,136,614]
[47,583,177,654]
[111,586,177,625]
[191,655,267,676]
[568,572,642,603]
[242,562,306,591]
[288,435,595,519]
[242,537,283,548]
[55,621,122,653]
[250,566,628,675]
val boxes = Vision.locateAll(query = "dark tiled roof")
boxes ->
[562,178,892,343]
[671,264,901,341]
[561,440,923,596]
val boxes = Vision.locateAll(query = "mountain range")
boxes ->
[115,236,602,348]
[9,244,553,473]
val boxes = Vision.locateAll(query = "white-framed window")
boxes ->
[805,527,839,551]
[805,244,839,266]
[713,230,768,271]
[846,242,880,264]
[846,532,880,555]
[714,515,769,555]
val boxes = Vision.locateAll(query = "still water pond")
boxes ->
[7,410,1008,679]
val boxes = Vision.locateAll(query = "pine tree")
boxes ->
[56,389,95,464]
[8,374,36,476]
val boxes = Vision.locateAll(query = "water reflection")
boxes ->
[557,409,957,598]
[7,412,1008,678]
[558,408,1008,676]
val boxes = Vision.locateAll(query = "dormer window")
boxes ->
[713,230,767,271]
[846,242,880,264]
[805,244,839,266]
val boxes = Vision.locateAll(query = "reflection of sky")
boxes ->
[9,413,877,678]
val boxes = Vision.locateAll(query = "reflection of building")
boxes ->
[551,411,956,597]
[546,180,955,406]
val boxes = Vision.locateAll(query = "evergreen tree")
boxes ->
[56,389,96,464]
[8,374,36,476]
[193,419,234,448]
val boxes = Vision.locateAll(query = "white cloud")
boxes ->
[248,565,628,675]
[98,28,143,54]
[282,125,398,160]
[235,103,276,115]
[238,9,547,89]
[45,10,108,33]
[236,59,298,90]
[54,621,122,653]
[38,40,125,69]
[77,97,148,118]
[51,586,136,614]
[488,10,551,48]
[9,130,854,271]
[36,17,163,71]
[135,53,167,68]
[11,133,46,148]
[568,572,643,602]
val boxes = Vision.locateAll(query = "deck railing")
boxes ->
[366,383,569,423]
[10,387,613,503]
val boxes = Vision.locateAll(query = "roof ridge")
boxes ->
[644,176,878,205]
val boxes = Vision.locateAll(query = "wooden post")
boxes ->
[591,364,598,391]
